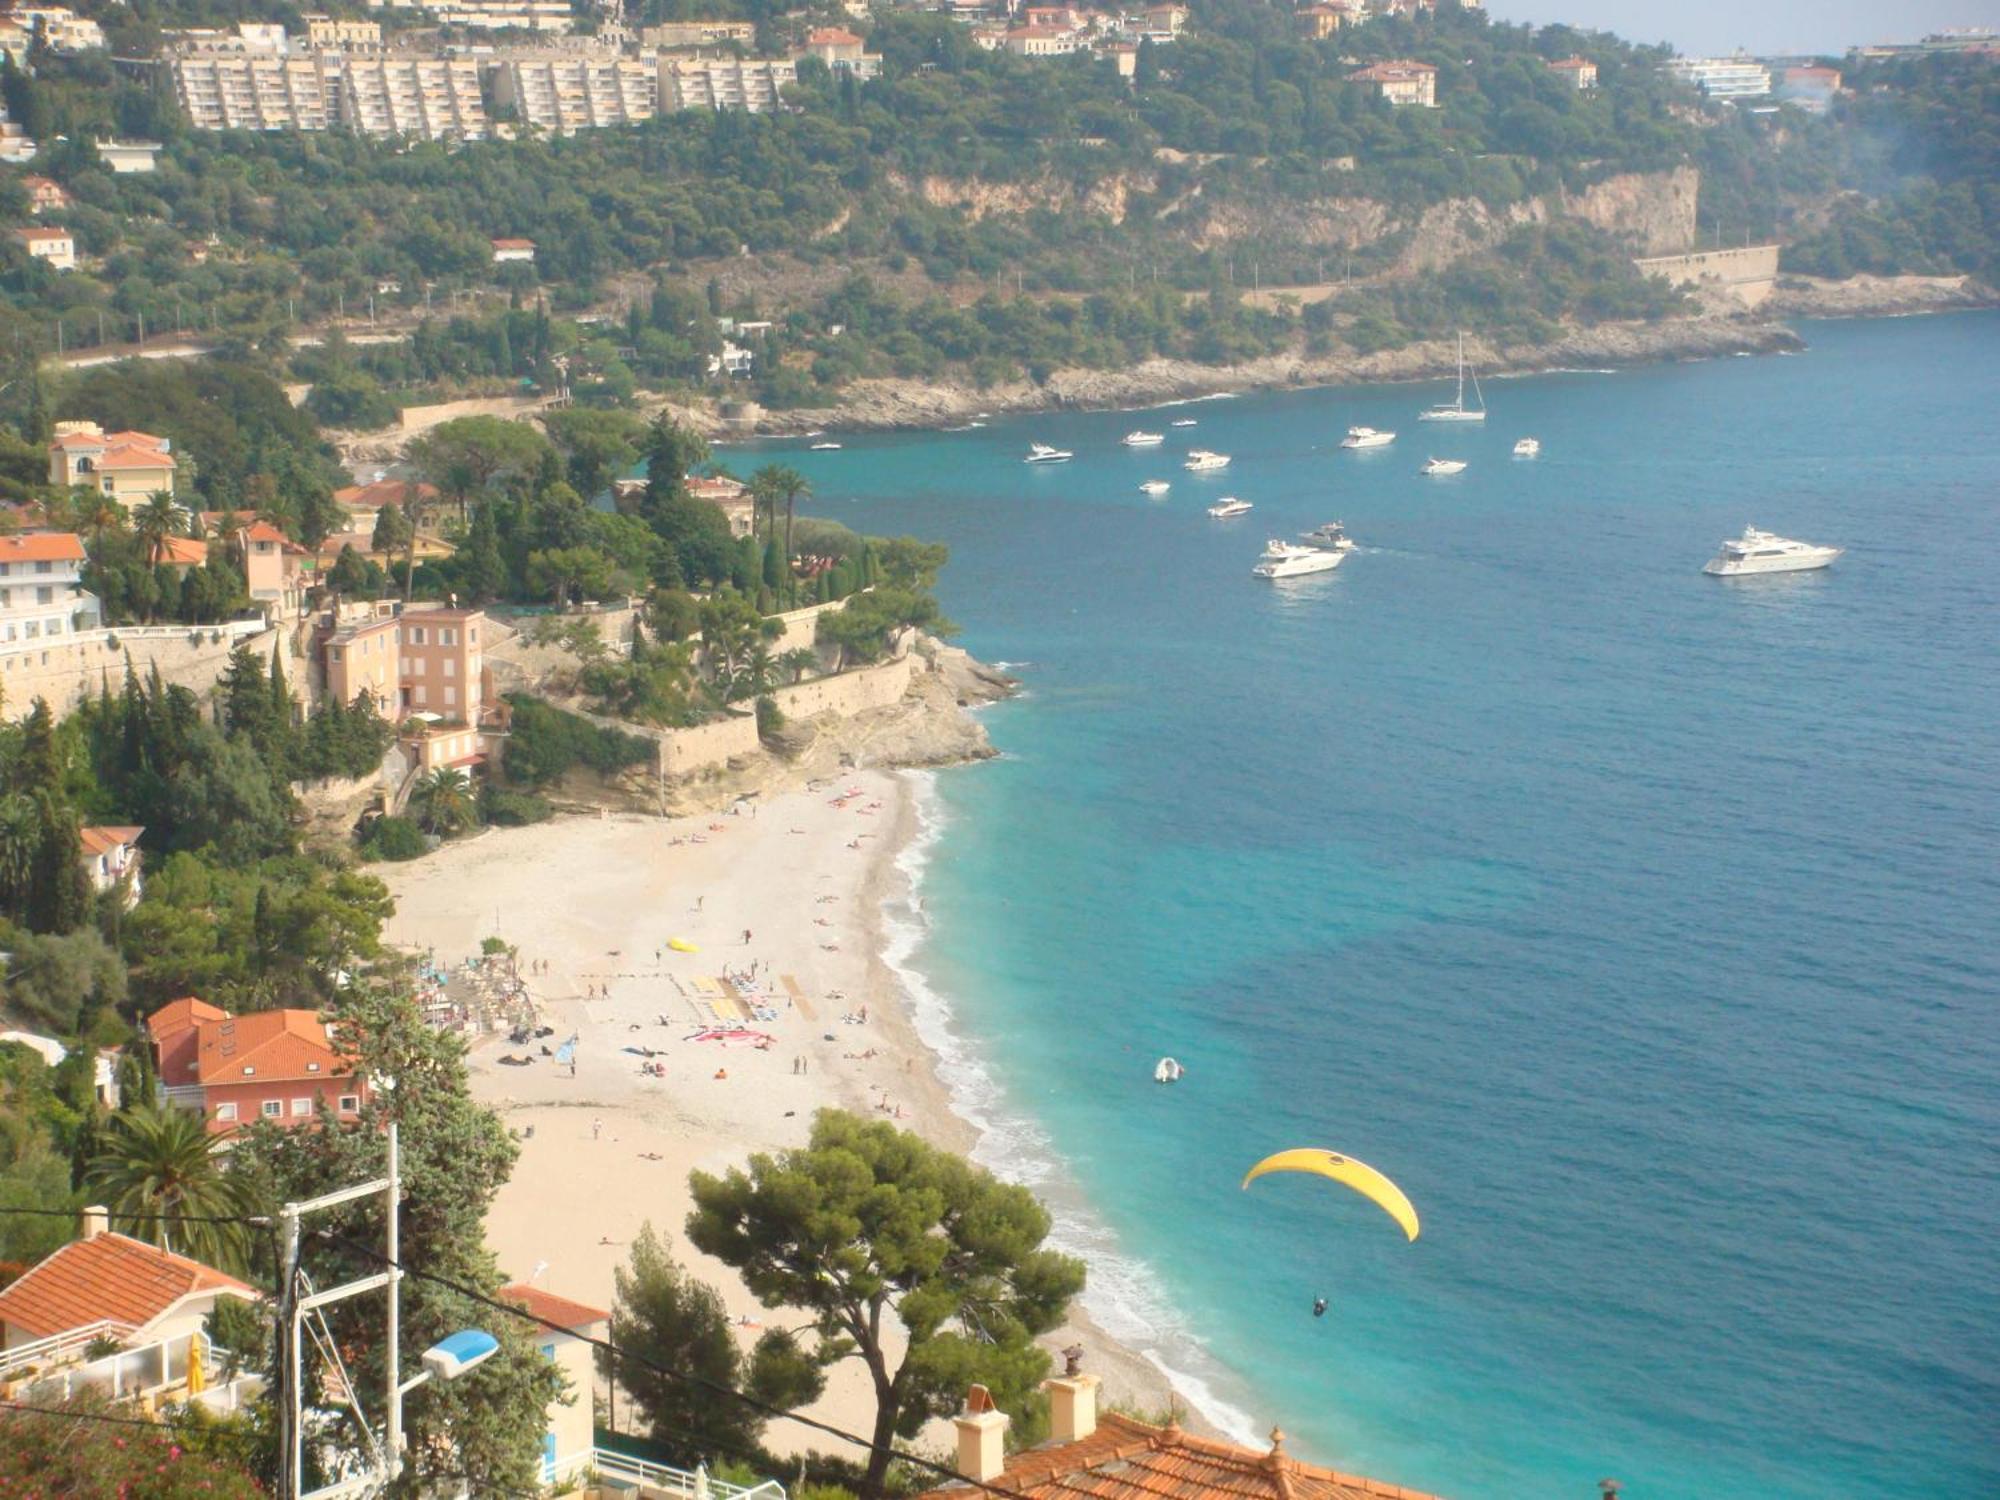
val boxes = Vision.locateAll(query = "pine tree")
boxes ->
[463,502,507,603]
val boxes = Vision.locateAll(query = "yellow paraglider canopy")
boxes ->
[1241,1148,1420,1242]
[668,938,698,953]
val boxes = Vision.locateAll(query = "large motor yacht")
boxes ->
[1340,426,1395,449]
[1024,442,1073,464]
[1123,430,1165,447]
[1512,437,1541,458]
[1140,480,1171,496]
[1420,456,1467,476]
[1207,497,1252,518]
[1702,526,1843,577]
[1185,449,1232,472]
[1253,539,1344,578]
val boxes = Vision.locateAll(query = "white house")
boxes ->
[12,226,75,271]
[0,530,101,648]
[491,237,537,264]
[96,139,163,173]
[78,824,144,901]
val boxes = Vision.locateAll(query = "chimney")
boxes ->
[81,1205,109,1240]
[953,1385,1010,1483]
[1047,1372,1100,1443]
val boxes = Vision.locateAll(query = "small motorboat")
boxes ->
[810,441,842,451]
[1207,497,1252,518]
[1420,457,1467,476]
[1172,418,1198,427]
[1140,480,1171,496]
[1512,437,1540,458]
[1184,449,1231,472]
[1025,442,1073,464]
[1123,430,1165,447]
[1340,426,1395,450]
[1153,1057,1185,1084]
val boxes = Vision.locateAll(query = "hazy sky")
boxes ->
[1482,0,2000,56]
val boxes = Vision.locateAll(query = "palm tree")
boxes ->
[133,491,183,569]
[83,1103,256,1271]
[749,465,811,601]
[0,790,38,914]
[76,491,123,544]
[412,768,475,836]
[779,646,818,684]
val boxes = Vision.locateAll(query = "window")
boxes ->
[34,561,51,575]
[414,684,427,706]
[411,655,425,674]
[292,1097,312,1116]
[215,1101,238,1122]
[36,586,53,605]
[444,686,456,706]
[441,628,456,645]
[338,1094,359,1112]
[442,656,455,677]
[408,627,425,645]
[261,1100,283,1118]
[306,1061,320,1072]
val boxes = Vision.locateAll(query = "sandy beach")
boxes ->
[379,769,1182,1465]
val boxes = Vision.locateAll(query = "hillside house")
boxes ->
[498,1282,610,1485]
[0,529,99,648]
[804,26,880,76]
[78,824,143,900]
[1347,59,1437,107]
[47,421,178,507]
[20,174,70,213]
[686,474,756,538]
[491,237,537,264]
[332,477,441,534]
[203,514,309,616]
[145,997,368,1135]
[1547,56,1598,89]
[13,225,74,270]
[0,1031,121,1105]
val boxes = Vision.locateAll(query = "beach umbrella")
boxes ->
[1241,1148,1421,1241]
[669,938,698,953]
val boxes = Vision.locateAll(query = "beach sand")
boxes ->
[379,770,1184,1466]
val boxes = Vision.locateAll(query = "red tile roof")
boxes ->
[916,1414,1443,1500]
[0,530,86,563]
[147,996,230,1086]
[193,1008,353,1086]
[0,1231,256,1340]
[1349,60,1436,82]
[491,237,536,250]
[497,1282,609,1333]
[14,227,69,244]
[809,26,863,45]
[77,825,143,857]
[97,443,178,472]
[155,535,208,566]
[333,479,439,511]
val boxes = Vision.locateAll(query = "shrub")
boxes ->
[501,694,653,787]
[755,694,785,744]
[480,786,555,826]
[358,815,427,861]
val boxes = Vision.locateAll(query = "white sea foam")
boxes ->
[883,773,1262,1445]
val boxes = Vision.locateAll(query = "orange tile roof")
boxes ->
[156,535,208,566]
[14,227,69,244]
[1349,60,1436,81]
[0,530,86,563]
[491,237,536,250]
[333,479,438,511]
[97,443,178,472]
[147,996,228,1042]
[77,825,143,857]
[0,1231,256,1340]
[497,1282,609,1333]
[916,1413,1443,1500]
[809,26,863,44]
[193,1008,353,1086]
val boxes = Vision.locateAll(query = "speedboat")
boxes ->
[1185,449,1231,472]
[1512,437,1540,458]
[1420,457,1467,476]
[1253,539,1344,578]
[1340,426,1395,449]
[1171,418,1198,427]
[1025,443,1073,464]
[1703,526,1843,577]
[1419,332,1487,422]
[1140,480,1171,496]
[1154,1057,1184,1083]
[1123,430,1165,447]
[810,441,842,451]
[1298,521,1356,552]
[1207,497,1252,518]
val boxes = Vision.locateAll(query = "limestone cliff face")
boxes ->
[1560,165,1699,255]
[908,171,1155,224]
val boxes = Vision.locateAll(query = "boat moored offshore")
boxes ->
[1702,526,1843,576]
[1124,430,1165,447]
[1513,437,1540,458]
[1253,539,1345,578]
[1340,426,1395,449]
[1298,521,1357,552]
[1207,497,1252,518]
[1185,449,1232,472]
[1025,442,1073,464]
[1420,457,1467,476]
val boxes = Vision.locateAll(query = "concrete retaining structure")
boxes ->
[1,620,274,720]
[1633,245,1783,308]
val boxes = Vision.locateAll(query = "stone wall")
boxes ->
[656,713,761,777]
[1633,244,1783,308]
[1,621,274,721]
[768,652,913,720]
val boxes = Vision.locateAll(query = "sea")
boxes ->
[732,313,2000,1499]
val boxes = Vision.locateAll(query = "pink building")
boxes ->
[396,606,485,726]
[146,997,368,1136]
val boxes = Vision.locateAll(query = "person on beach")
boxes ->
[743,928,753,944]
[592,1119,602,1141]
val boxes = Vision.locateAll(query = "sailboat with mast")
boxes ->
[1419,332,1486,423]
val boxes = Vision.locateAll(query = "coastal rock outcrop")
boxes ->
[1765,273,1996,318]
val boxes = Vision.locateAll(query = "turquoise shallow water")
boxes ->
[734,315,2000,1498]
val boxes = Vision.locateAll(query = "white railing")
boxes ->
[0,1318,138,1382]
[543,1449,785,1500]
[18,1330,218,1404]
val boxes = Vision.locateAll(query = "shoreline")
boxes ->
[378,765,1210,1469]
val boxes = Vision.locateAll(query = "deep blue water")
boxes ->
[734,315,2000,1499]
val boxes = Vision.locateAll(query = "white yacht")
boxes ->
[1298,521,1357,552]
[1123,430,1165,447]
[1512,437,1540,458]
[1140,480,1171,496]
[1340,426,1395,449]
[1419,333,1486,422]
[1420,457,1467,476]
[1253,539,1344,578]
[1153,1057,1185,1083]
[1703,526,1843,577]
[1172,418,1198,427]
[1024,443,1073,464]
[1207,497,1252,518]
[810,441,842,451]
[1184,449,1231,472]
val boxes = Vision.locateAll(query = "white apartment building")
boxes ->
[429,0,574,33]
[642,20,755,49]
[338,56,489,137]
[172,55,337,131]
[10,6,104,52]
[1664,56,1772,99]
[658,56,796,112]
[0,532,101,649]
[305,16,383,49]
[493,55,658,131]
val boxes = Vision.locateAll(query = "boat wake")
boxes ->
[885,774,1262,1445]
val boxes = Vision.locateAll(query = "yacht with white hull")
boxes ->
[1420,333,1486,422]
[1254,540,1344,578]
[1703,526,1843,576]
[1340,426,1395,449]
[1207,497,1252,518]
[1185,449,1231,472]
[1123,430,1165,447]
[1420,457,1467,476]
[1298,521,1357,552]
[1024,443,1073,464]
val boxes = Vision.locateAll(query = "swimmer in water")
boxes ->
[1312,1297,1328,1319]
